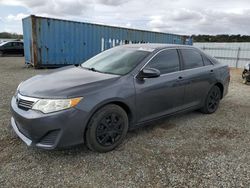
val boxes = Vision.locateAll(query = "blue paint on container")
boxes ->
[22,15,192,68]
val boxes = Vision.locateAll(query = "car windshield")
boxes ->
[0,41,9,46]
[81,47,151,75]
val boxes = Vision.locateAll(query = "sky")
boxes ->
[0,0,250,35]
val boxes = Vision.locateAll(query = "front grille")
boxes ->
[17,99,34,110]
[16,94,38,111]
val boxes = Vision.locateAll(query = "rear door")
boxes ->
[179,48,215,108]
[135,49,185,123]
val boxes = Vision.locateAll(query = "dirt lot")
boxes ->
[0,57,250,187]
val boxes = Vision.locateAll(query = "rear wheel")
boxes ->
[0,51,3,57]
[86,104,128,152]
[201,85,221,114]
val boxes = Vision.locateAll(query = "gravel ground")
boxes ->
[0,57,250,187]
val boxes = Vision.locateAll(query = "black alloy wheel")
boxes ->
[86,104,128,152]
[201,85,221,114]
[96,113,124,146]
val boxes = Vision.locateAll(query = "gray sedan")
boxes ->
[11,44,230,152]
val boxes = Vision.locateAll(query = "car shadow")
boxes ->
[28,110,203,158]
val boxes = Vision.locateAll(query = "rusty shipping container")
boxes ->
[22,15,192,68]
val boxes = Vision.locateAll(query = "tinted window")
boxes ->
[181,49,203,70]
[147,49,180,74]
[203,55,213,66]
[13,42,19,47]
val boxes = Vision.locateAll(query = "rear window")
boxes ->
[181,49,204,70]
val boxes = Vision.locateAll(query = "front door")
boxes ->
[135,49,185,123]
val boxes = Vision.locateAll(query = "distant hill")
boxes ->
[192,34,250,42]
[0,32,23,39]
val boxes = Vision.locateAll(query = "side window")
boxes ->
[147,49,180,74]
[13,42,19,47]
[202,55,213,66]
[181,49,204,70]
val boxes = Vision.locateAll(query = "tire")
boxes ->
[200,85,221,114]
[86,104,129,152]
[0,51,3,57]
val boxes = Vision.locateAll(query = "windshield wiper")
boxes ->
[86,67,97,72]
[80,65,96,71]
[80,65,119,75]
[81,66,102,73]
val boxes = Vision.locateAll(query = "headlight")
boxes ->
[32,97,83,113]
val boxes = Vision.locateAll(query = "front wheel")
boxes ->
[85,104,129,152]
[201,85,221,114]
[0,51,3,57]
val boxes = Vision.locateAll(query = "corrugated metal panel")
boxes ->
[23,15,192,68]
[194,42,250,68]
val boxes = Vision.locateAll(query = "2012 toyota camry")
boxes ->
[11,44,230,152]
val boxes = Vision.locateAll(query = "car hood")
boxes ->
[19,66,120,98]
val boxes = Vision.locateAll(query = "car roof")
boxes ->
[9,41,23,43]
[120,43,195,50]
[0,41,23,46]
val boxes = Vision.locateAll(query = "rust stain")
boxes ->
[46,47,49,64]
[38,47,42,65]
[31,15,38,68]
[29,39,33,66]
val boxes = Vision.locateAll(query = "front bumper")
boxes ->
[11,117,32,146]
[10,96,88,149]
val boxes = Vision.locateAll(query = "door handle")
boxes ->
[210,69,214,73]
[178,76,183,80]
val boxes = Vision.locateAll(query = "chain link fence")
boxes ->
[194,42,250,68]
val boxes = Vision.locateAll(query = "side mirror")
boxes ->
[137,68,160,79]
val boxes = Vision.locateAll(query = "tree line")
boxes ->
[0,32,23,39]
[192,34,250,42]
